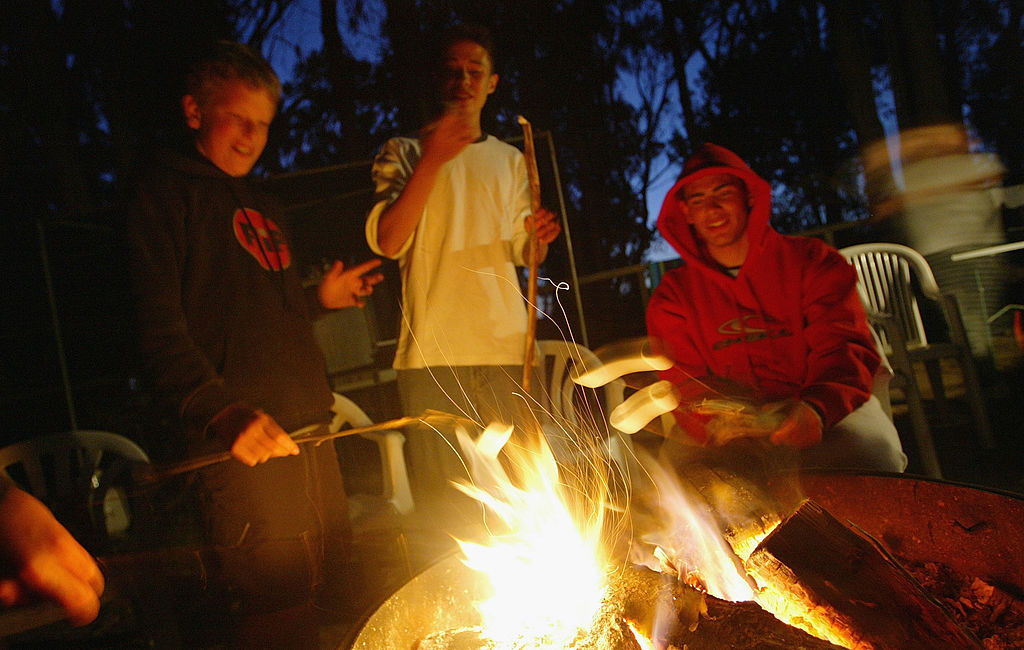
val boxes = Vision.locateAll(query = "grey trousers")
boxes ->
[397,365,541,499]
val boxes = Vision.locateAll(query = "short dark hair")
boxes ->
[438,23,497,73]
[186,40,281,108]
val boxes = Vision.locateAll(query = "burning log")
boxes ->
[745,499,983,649]
[407,561,842,649]
[674,458,783,560]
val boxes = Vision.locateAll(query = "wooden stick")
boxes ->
[131,410,471,488]
[517,115,542,393]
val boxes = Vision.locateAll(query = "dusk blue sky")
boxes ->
[256,0,683,261]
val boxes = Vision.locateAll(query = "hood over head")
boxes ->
[657,143,773,267]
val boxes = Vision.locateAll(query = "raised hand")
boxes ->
[420,109,478,167]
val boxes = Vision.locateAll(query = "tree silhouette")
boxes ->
[1,0,1021,432]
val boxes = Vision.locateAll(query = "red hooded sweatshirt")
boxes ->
[646,143,880,431]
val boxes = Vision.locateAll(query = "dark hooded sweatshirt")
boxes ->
[127,148,332,449]
[646,144,880,430]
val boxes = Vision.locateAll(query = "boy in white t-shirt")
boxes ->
[366,23,561,500]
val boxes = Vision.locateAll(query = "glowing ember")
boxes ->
[626,621,654,650]
[749,579,860,649]
[451,423,609,647]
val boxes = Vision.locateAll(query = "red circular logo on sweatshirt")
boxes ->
[233,208,291,271]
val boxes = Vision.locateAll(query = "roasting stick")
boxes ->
[132,410,469,487]
[517,115,542,393]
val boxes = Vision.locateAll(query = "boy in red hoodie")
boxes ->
[646,143,906,472]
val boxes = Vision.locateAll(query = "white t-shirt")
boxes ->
[366,135,533,369]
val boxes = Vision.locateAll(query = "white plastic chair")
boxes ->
[840,243,994,465]
[534,340,631,468]
[0,430,150,542]
[329,392,413,516]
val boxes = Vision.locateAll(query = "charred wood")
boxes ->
[746,499,982,649]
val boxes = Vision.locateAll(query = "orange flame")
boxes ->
[452,423,609,646]
[445,414,850,648]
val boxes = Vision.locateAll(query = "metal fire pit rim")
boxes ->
[337,548,466,650]
[791,468,1024,502]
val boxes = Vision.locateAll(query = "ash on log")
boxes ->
[746,499,982,649]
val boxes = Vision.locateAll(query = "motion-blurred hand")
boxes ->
[318,258,384,309]
[769,401,823,448]
[0,483,104,626]
[570,338,676,434]
[570,339,823,448]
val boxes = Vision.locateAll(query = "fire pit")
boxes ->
[766,471,1024,592]
[343,472,1024,649]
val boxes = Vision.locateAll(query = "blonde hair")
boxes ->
[186,40,281,108]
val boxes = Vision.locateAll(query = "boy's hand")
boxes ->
[318,258,384,309]
[525,207,561,244]
[210,405,300,466]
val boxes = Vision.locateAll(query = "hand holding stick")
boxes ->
[131,410,473,488]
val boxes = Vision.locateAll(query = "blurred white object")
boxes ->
[329,392,413,515]
[899,152,1007,257]
[608,380,680,434]
[571,339,673,389]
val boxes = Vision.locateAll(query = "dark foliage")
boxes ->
[1,0,1021,438]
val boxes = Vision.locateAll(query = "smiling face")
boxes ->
[681,173,753,268]
[183,78,276,177]
[438,39,498,119]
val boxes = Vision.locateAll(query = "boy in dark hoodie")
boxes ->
[127,41,382,646]
[646,143,907,473]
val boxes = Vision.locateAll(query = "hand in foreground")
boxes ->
[0,484,104,626]
[210,404,300,466]
[318,258,384,309]
[525,207,561,245]
[769,401,823,448]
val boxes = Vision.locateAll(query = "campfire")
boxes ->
[443,423,608,647]
[348,398,1024,649]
